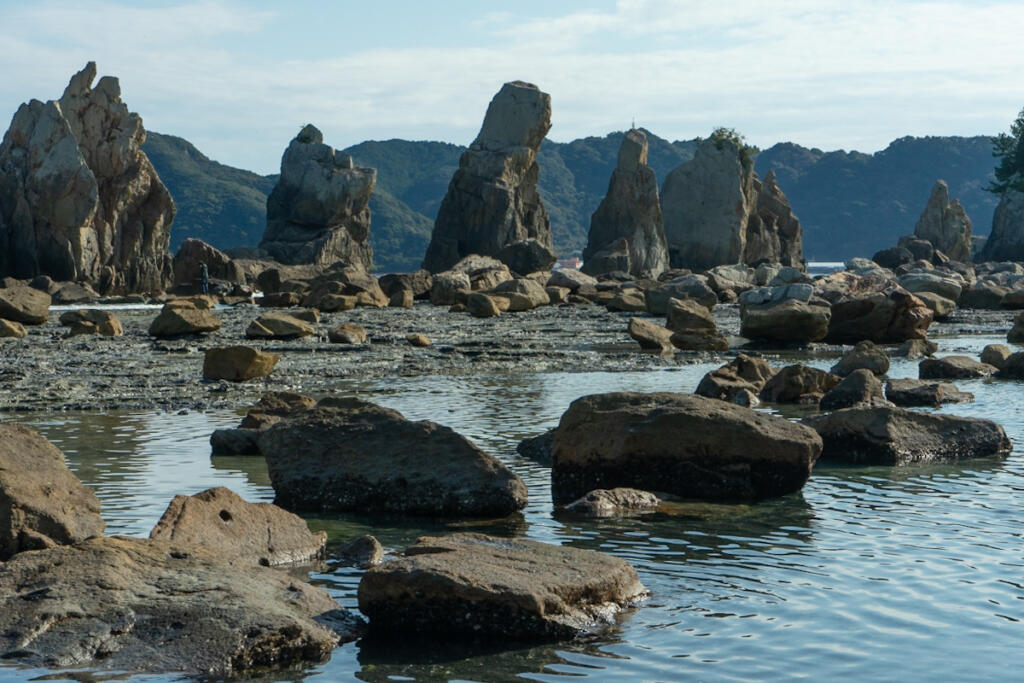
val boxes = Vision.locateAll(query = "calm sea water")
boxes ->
[3,333,1024,681]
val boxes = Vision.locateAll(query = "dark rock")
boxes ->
[804,406,1010,464]
[173,238,244,290]
[872,246,913,270]
[357,533,646,640]
[259,398,528,517]
[695,354,776,402]
[337,534,384,569]
[551,392,821,503]
[495,238,557,275]
[563,488,660,518]
[819,369,890,411]
[830,340,890,376]
[210,427,261,456]
[978,187,1024,261]
[885,379,974,406]
[378,270,433,299]
[981,344,1012,369]
[919,355,996,379]
[995,351,1024,379]
[760,365,841,404]
[515,428,557,466]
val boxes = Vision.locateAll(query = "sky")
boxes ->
[1,0,1023,175]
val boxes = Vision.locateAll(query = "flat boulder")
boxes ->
[0,536,359,676]
[328,322,367,344]
[490,277,549,311]
[149,486,326,566]
[919,355,996,379]
[246,312,316,339]
[149,304,221,337]
[804,406,1010,465]
[259,398,528,517]
[59,308,123,336]
[0,423,105,559]
[885,379,974,407]
[627,317,673,352]
[357,533,647,640]
[564,488,660,518]
[0,278,50,324]
[740,288,830,343]
[203,346,279,382]
[760,365,841,404]
[551,392,821,503]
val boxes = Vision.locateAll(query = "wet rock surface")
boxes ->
[357,532,647,640]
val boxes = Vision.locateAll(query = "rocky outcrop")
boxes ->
[259,125,375,270]
[0,423,105,559]
[551,392,821,503]
[149,487,326,566]
[804,406,1010,465]
[979,187,1024,262]
[0,536,360,676]
[661,137,803,271]
[913,180,972,261]
[259,397,528,517]
[172,238,244,290]
[582,129,668,278]
[422,82,554,273]
[0,62,174,294]
[357,533,646,640]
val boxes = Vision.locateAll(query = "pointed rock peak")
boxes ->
[762,169,784,196]
[618,128,648,173]
[61,61,97,101]
[296,124,323,144]
[93,75,122,101]
[474,81,551,151]
[928,179,950,206]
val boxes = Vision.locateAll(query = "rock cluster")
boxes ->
[259,124,376,270]
[583,129,668,278]
[423,82,555,274]
[0,62,174,294]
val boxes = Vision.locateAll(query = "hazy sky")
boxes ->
[2,0,1023,174]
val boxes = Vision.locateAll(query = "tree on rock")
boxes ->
[988,107,1024,194]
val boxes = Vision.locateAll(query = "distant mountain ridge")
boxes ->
[143,131,998,273]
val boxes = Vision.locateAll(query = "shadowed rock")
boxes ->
[564,488,660,518]
[885,378,974,406]
[979,187,1024,262]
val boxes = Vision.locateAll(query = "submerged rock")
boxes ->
[0,536,360,676]
[0,423,105,560]
[515,428,557,466]
[357,533,647,640]
[551,392,821,503]
[563,488,660,518]
[804,406,1010,465]
[260,398,528,517]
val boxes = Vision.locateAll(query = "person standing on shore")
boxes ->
[200,263,209,295]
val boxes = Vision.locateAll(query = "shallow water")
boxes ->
[4,335,1024,681]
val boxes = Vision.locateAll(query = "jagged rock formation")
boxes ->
[0,62,174,294]
[661,138,803,271]
[422,81,554,273]
[979,185,1024,262]
[583,129,668,277]
[259,124,375,270]
[914,180,972,261]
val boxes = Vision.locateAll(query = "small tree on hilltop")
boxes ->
[708,126,758,171]
[988,107,1024,194]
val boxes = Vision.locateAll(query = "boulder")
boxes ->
[695,354,776,402]
[495,238,557,275]
[406,333,431,347]
[246,312,316,339]
[872,246,913,270]
[51,281,99,304]
[149,487,326,566]
[547,268,597,292]
[0,423,105,560]
[490,277,549,311]
[0,278,50,324]
[388,287,413,308]
[545,285,570,304]
[804,406,1010,465]
[582,129,669,278]
[465,292,501,318]
[357,533,646,640]
[759,365,841,404]
[563,488,660,518]
[172,238,244,290]
[59,308,123,336]
[328,322,367,344]
[551,392,821,503]
[0,318,26,338]
[661,137,803,270]
[830,340,890,376]
[606,287,647,313]
[885,379,974,406]
[740,297,830,343]
[995,351,1024,379]
[202,346,279,381]
[582,237,631,277]
[209,428,261,456]
[980,343,1012,369]
[515,428,557,466]
[978,187,1024,261]
[819,369,890,411]
[337,534,384,569]
[816,273,933,343]
[919,355,996,379]
[259,398,528,517]
[1008,311,1024,343]
[422,82,553,273]
[148,303,221,337]
[898,270,963,302]
[0,62,173,294]
[895,338,938,358]
[627,317,673,352]
[915,291,956,318]
[259,124,375,270]
[0,536,359,676]
[379,270,433,300]
[960,278,1012,309]
[664,297,727,350]
[912,180,972,261]
[430,270,471,306]
[259,291,303,308]
[644,274,718,313]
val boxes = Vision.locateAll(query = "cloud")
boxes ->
[1,0,1022,173]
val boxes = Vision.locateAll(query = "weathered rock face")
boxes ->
[0,423,105,560]
[979,187,1024,262]
[583,129,668,278]
[0,62,174,294]
[804,406,1010,465]
[357,533,647,640]
[259,124,375,270]
[913,180,972,261]
[259,398,528,517]
[0,536,360,676]
[149,487,326,566]
[661,138,803,271]
[422,82,553,273]
[172,238,244,289]
[551,392,821,503]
